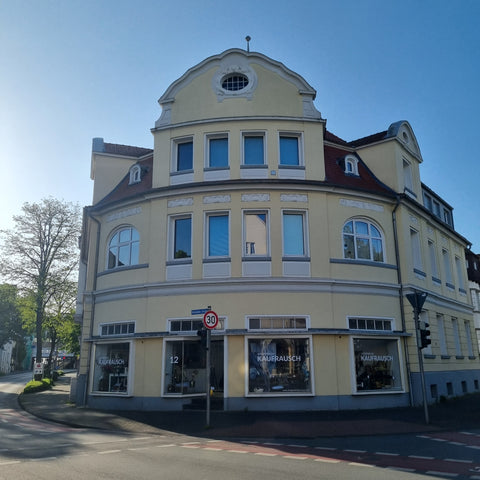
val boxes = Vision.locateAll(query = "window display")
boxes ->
[92,342,130,394]
[164,340,224,396]
[353,338,402,392]
[248,338,311,394]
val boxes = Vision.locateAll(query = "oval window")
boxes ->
[221,73,249,91]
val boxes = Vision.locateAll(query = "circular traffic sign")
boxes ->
[203,310,219,329]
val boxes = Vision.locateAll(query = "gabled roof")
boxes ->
[324,144,396,197]
[93,155,154,208]
[92,137,153,158]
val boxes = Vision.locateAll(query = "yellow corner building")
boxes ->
[75,48,480,412]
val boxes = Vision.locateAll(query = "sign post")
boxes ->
[203,310,218,428]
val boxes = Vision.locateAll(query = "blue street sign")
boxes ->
[191,308,209,315]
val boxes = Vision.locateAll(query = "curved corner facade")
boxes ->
[76,49,480,412]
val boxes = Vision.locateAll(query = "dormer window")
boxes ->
[129,165,141,185]
[344,155,359,176]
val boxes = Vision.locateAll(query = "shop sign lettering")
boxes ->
[97,357,125,366]
[360,353,393,362]
[256,354,302,362]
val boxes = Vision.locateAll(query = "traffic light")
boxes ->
[419,322,431,349]
[197,328,207,348]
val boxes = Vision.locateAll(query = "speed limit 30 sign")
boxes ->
[203,310,219,329]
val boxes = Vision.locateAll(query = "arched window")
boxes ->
[107,227,140,269]
[344,155,359,176]
[129,165,141,185]
[343,219,384,262]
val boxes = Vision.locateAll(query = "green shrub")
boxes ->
[23,378,53,394]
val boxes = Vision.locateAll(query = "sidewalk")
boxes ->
[18,373,480,439]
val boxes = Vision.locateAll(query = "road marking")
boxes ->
[345,449,366,453]
[444,458,473,463]
[203,447,222,451]
[315,446,337,451]
[409,455,435,460]
[227,449,248,454]
[375,451,399,456]
[0,461,20,465]
[348,462,373,468]
[425,472,458,478]
[156,444,176,448]
[283,455,307,460]
[287,444,307,448]
[254,452,277,456]
[98,449,122,455]
[30,457,58,462]
[314,458,340,464]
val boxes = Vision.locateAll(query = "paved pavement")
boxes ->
[17,372,480,439]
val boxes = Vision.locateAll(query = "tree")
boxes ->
[0,198,81,376]
[0,284,23,349]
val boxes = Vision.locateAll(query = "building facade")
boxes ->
[466,250,480,351]
[76,49,480,411]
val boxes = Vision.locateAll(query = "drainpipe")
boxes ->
[392,196,414,406]
[83,208,101,407]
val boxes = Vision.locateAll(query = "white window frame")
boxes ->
[129,165,141,185]
[442,249,454,289]
[244,334,314,397]
[410,228,424,275]
[452,317,462,357]
[106,226,140,270]
[204,211,230,259]
[350,336,405,395]
[242,210,270,258]
[428,239,440,283]
[241,131,266,166]
[205,133,229,170]
[282,209,309,258]
[342,218,385,263]
[171,136,194,173]
[344,154,359,176]
[437,314,448,356]
[90,340,133,396]
[168,214,192,262]
[278,132,304,167]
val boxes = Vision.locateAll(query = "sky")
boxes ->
[1,0,479,251]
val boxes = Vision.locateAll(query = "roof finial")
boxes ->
[245,35,251,52]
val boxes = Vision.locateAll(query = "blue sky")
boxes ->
[1,0,479,251]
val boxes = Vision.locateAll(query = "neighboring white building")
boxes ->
[466,250,480,350]
[0,341,14,374]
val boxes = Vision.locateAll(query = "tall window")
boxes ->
[283,211,307,257]
[403,158,413,193]
[243,134,265,165]
[442,249,453,287]
[455,256,465,292]
[452,318,462,357]
[343,219,384,262]
[208,136,228,168]
[244,211,268,256]
[410,228,423,274]
[437,314,448,356]
[171,216,192,259]
[465,321,474,357]
[175,139,193,171]
[279,135,300,166]
[206,213,229,257]
[428,240,439,281]
[107,227,139,269]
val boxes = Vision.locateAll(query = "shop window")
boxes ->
[92,342,130,394]
[107,227,140,269]
[343,219,384,263]
[164,339,224,395]
[353,338,402,392]
[247,337,311,395]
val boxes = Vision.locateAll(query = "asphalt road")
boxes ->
[1,372,480,479]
